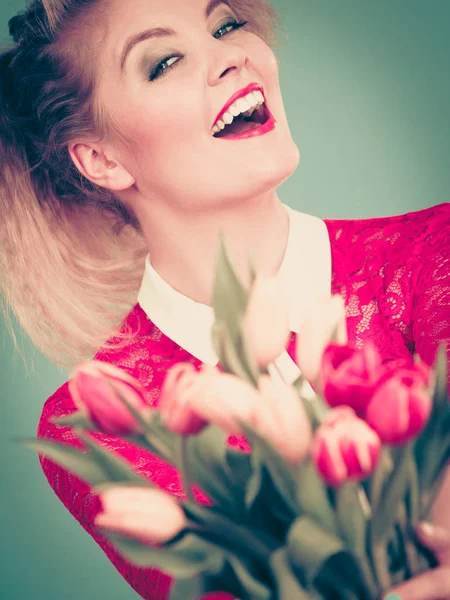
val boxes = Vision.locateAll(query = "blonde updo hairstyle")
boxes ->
[0,0,282,372]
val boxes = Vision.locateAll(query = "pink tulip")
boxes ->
[160,364,312,465]
[242,273,291,367]
[158,363,209,435]
[95,487,186,545]
[366,363,433,445]
[161,363,263,434]
[255,374,313,465]
[295,294,348,383]
[319,341,385,416]
[69,360,152,435]
[312,406,381,486]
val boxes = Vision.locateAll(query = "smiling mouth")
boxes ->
[213,103,270,138]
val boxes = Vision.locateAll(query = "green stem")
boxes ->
[397,500,420,578]
[143,432,174,462]
[178,436,195,503]
[184,501,278,563]
[373,542,392,593]
[408,454,420,526]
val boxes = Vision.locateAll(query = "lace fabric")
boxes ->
[37,203,450,600]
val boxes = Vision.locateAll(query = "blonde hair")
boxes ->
[0,0,283,373]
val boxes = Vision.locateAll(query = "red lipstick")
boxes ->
[218,106,276,141]
[212,82,276,141]
[212,82,265,129]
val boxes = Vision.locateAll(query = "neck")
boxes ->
[134,191,290,306]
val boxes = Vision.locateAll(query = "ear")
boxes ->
[68,142,135,191]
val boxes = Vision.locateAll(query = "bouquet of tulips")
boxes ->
[21,234,449,600]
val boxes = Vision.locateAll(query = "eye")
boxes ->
[149,55,181,82]
[148,19,249,83]
[213,19,249,39]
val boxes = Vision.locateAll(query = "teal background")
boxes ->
[1,1,449,598]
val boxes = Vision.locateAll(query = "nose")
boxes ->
[207,39,247,86]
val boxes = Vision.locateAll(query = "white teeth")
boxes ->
[236,97,251,113]
[255,90,264,104]
[211,89,266,136]
[222,112,233,125]
[242,106,257,118]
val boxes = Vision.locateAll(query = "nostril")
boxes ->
[220,66,237,79]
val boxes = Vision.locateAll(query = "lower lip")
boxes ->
[215,107,276,141]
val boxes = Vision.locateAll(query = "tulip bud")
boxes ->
[295,294,348,383]
[69,360,152,435]
[95,487,186,545]
[158,363,209,435]
[160,364,311,465]
[256,374,313,465]
[319,340,384,416]
[242,273,291,367]
[312,406,381,486]
[366,364,433,445]
[161,365,263,435]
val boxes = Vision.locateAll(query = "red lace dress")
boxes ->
[37,203,450,600]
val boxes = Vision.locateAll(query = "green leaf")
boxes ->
[394,495,421,579]
[184,425,244,517]
[141,412,182,465]
[75,430,152,486]
[292,373,306,395]
[221,321,258,385]
[371,444,413,544]
[98,530,224,575]
[368,447,394,514]
[296,459,338,535]
[314,552,374,600]
[212,318,261,389]
[20,437,108,485]
[269,547,312,600]
[169,578,204,600]
[211,321,227,367]
[335,482,369,554]
[169,574,236,600]
[50,412,95,429]
[413,344,450,515]
[227,555,272,600]
[240,422,299,516]
[183,501,277,561]
[225,446,253,489]
[238,316,262,388]
[334,483,378,595]
[178,435,195,502]
[286,515,345,586]
[212,232,250,349]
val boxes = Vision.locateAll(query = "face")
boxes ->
[96,0,300,210]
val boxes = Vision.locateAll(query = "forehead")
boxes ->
[100,0,233,69]
[105,0,232,40]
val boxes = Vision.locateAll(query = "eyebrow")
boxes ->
[120,0,231,71]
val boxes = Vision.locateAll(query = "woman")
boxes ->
[0,0,449,598]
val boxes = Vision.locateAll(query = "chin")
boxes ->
[260,140,300,188]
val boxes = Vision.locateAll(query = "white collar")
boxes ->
[137,203,331,379]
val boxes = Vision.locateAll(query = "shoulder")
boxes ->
[37,301,197,445]
[324,202,449,276]
[36,302,194,505]
[324,201,449,242]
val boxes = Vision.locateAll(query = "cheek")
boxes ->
[246,35,280,82]
[113,90,205,156]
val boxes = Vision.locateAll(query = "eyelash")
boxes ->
[148,19,249,82]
